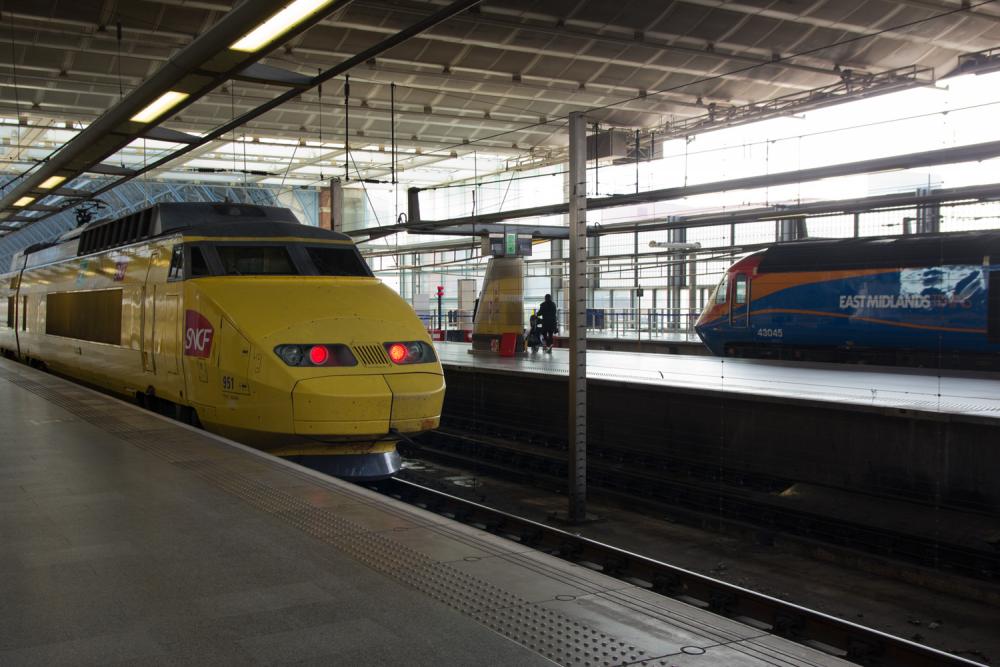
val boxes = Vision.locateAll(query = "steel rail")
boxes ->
[412,428,1000,580]
[375,476,984,667]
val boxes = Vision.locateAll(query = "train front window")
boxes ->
[216,246,298,276]
[713,275,728,304]
[305,246,370,276]
[734,274,747,305]
[167,245,184,281]
[189,246,210,277]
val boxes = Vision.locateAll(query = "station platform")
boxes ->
[558,332,710,356]
[0,357,850,666]
[434,342,1000,514]
[436,342,1000,419]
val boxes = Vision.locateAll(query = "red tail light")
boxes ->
[274,344,356,367]
[384,341,436,365]
[308,345,329,365]
[387,343,408,363]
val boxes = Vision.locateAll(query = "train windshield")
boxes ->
[196,243,373,277]
[711,274,728,304]
[217,246,296,276]
[305,246,369,276]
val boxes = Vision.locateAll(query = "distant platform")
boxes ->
[0,357,852,666]
[436,342,1000,420]
[562,332,711,356]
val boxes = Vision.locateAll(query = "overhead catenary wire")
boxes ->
[230,82,238,178]
[116,20,124,101]
[317,68,324,182]
[344,74,350,182]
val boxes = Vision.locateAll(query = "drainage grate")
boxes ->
[353,343,390,368]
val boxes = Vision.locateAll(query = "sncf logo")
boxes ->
[184,310,214,358]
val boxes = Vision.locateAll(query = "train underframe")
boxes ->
[722,342,999,372]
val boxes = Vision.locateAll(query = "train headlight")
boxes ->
[384,341,436,365]
[274,344,356,367]
[276,344,305,366]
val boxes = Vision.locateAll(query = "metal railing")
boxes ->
[580,308,701,340]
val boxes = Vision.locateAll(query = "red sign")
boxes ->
[184,310,214,358]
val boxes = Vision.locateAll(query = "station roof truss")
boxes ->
[0,0,999,238]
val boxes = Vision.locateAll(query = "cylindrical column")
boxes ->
[567,111,588,523]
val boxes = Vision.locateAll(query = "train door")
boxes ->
[989,271,1000,343]
[730,272,749,328]
[141,285,155,373]
[153,286,180,377]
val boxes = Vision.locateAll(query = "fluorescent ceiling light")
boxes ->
[39,175,67,190]
[14,196,35,207]
[230,0,334,53]
[130,91,190,124]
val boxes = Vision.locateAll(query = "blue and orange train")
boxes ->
[695,231,1000,369]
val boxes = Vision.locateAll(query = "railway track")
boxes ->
[404,427,1000,582]
[368,476,983,667]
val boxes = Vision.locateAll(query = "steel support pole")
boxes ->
[687,254,697,332]
[567,112,588,523]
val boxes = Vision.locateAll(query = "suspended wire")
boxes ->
[278,141,300,190]
[116,20,124,101]
[349,149,381,229]
[242,124,248,186]
[230,82,238,179]
[344,74,350,182]
[317,67,324,182]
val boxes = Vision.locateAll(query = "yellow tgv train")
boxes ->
[0,202,444,479]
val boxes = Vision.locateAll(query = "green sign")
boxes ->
[505,233,517,256]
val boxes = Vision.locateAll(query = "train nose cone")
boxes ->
[383,373,444,433]
[292,375,392,437]
[290,372,444,438]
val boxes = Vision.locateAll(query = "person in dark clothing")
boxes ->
[537,294,557,351]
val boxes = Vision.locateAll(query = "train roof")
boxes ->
[11,202,351,271]
[76,202,351,254]
[756,230,1000,273]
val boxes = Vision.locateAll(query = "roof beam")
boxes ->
[395,139,1000,232]
[0,0,354,217]
[143,127,203,144]
[675,0,992,54]
[87,0,484,183]
[235,62,315,88]
[594,182,1000,234]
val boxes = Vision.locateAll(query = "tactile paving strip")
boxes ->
[176,459,648,666]
[0,366,653,666]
